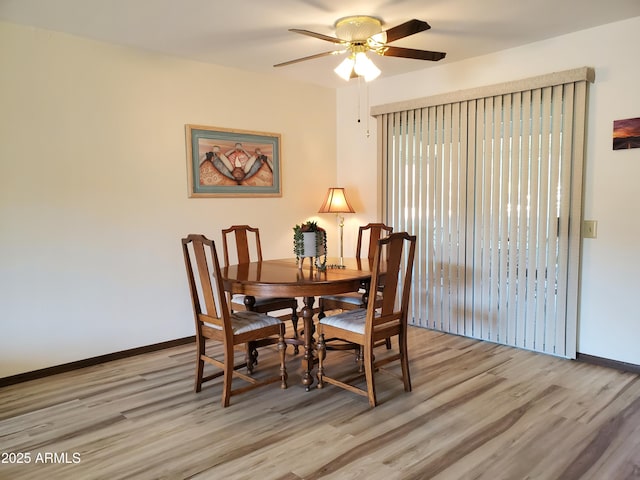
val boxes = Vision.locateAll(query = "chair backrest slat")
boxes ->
[356,223,393,260]
[222,225,264,267]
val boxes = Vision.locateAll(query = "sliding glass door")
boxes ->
[376,69,592,358]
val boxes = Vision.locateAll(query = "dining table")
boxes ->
[222,257,375,390]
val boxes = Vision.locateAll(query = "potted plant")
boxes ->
[293,220,327,269]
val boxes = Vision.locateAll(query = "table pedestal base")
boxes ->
[300,296,316,391]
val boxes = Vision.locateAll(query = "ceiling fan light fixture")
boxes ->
[354,52,381,81]
[278,17,445,82]
[334,55,355,81]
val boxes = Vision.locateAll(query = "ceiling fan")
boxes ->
[274,16,446,81]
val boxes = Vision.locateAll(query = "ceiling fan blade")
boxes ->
[273,50,343,67]
[380,46,446,61]
[289,29,344,44]
[383,19,431,43]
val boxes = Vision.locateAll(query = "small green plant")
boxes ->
[293,220,327,270]
[294,220,321,233]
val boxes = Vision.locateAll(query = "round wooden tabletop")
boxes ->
[222,257,374,298]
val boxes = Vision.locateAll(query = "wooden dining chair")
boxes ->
[316,232,417,407]
[317,223,393,319]
[222,225,300,353]
[182,234,287,407]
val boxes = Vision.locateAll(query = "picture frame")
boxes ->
[185,124,282,197]
[613,117,640,150]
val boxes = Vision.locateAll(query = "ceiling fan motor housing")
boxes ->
[334,16,383,42]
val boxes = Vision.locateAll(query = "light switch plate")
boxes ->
[583,220,597,239]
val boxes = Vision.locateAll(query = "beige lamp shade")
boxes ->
[318,187,355,214]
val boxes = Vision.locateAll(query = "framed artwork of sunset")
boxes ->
[613,117,640,150]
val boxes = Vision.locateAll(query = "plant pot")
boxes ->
[293,221,327,270]
[301,232,326,258]
[295,230,327,269]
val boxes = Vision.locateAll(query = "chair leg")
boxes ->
[316,334,326,388]
[318,298,326,320]
[399,330,412,392]
[194,358,204,393]
[246,341,257,373]
[221,342,234,408]
[363,343,377,407]
[194,338,204,393]
[278,329,288,389]
[356,345,364,373]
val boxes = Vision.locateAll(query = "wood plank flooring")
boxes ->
[1,326,639,480]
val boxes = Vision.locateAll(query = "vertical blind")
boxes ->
[373,68,594,358]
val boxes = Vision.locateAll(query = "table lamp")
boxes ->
[318,187,355,265]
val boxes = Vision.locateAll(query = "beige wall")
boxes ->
[0,22,337,377]
[337,16,640,365]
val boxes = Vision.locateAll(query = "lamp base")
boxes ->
[339,217,345,266]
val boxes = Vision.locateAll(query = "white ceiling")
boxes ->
[2,0,640,89]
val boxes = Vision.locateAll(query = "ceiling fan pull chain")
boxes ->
[358,76,362,124]
[355,77,371,137]
[365,81,370,138]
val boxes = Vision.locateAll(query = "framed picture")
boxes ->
[185,124,282,197]
[613,117,640,150]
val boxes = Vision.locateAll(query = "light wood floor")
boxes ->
[1,326,639,480]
